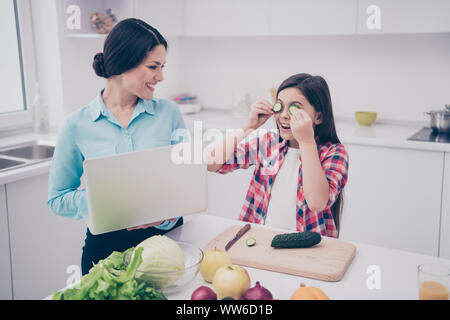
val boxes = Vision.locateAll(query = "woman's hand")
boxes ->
[243,99,274,131]
[127,218,177,231]
[126,221,164,231]
[290,109,316,145]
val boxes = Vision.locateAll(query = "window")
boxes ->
[0,0,37,131]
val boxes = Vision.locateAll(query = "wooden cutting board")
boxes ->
[203,225,356,282]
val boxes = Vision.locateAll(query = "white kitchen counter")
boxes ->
[0,131,58,185]
[165,214,450,300]
[183,109,450,152]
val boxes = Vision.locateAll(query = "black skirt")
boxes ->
[81,217,183,275]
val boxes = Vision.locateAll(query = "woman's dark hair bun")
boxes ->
[93,52,108,78]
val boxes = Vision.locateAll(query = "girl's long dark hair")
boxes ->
[277,73,344,236]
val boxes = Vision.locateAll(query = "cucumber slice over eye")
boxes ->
[246,237,256,247]
[272,102,282,113]
[289,104,300,115]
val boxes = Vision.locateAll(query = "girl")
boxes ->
[48,19,184,275]
[207,73,348,237]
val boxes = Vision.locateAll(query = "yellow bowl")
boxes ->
[355,111,377,126]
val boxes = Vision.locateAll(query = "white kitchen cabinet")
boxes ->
[0,185,12,299]
[135,0,450,37]
[357,0,450,34]
[269,0,357,35]
[207,169,254,220]
[136,0,358,37]
[7,173,85,300]
[184,120,254,220]
[185,0,269,36]
[134,0,186,37]
[340,144,443,256]
[136,0,270,37]
[439,152,450,259]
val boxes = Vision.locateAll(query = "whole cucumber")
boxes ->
[271,231,321,248]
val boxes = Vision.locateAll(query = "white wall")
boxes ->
[170,33,450,123]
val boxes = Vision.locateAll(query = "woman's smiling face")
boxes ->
[120,44,166,100]
[274,87,321,143]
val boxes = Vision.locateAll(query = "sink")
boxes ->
[0,140,55,172]
[0,141,55,160]
[0,157,26,171]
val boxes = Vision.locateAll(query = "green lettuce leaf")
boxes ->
[52,246,165,300]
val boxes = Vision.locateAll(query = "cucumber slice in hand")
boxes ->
[289,104,300,115]
[246,238,256,247]
[272,102,282,113]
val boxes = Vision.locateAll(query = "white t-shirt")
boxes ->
[264,147,301,230]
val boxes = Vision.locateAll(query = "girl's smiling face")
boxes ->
[120,44,166,100]
[275,87,322,146]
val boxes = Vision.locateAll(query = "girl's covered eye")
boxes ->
[273,102,283,113]
[288,104,300,115]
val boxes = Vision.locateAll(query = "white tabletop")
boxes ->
[165,214,450,300]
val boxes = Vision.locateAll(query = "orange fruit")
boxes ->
[290,284,329,300]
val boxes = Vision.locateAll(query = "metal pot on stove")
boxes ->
[425,105,450,133]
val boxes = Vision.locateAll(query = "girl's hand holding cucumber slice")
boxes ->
[243,99,274,131]
[289,107,316,145]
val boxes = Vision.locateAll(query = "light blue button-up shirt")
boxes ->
[47,91,187,231]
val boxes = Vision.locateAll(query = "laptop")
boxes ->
[83,143,208,235]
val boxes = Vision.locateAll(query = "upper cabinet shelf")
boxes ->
[61,0,134,38]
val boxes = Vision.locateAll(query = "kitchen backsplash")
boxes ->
[162,33,450,124]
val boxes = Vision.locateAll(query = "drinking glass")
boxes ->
[417,263,449,300]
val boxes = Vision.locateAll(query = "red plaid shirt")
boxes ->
[218,130,349,238]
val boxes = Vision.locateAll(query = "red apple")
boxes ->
[212,264,250,299]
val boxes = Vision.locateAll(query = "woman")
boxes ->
[48,18,185,275]
[207,73,348,237]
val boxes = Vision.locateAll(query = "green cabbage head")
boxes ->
[134,235,185,288]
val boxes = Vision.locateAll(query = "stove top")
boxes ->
[408,127,450,143]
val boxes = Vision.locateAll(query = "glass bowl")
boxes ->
[124,241,203,295]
